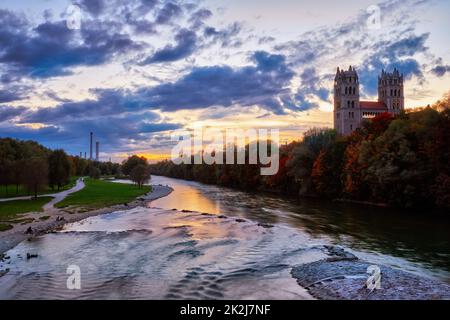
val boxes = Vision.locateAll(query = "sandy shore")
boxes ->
[0,184,173,255]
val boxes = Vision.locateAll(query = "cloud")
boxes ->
[155,2,182,24]
[203,22,243,48]
[0,9,143,79]
[272,0,439,99]
[0,106,26,121]
[137,51,297,114]
[188,8,212,28]
[21,89,151,123]
[2,111,181,155]
[295,68,330,108]
[431,65,450,77]
[357,34,428,95]
[142,29,197,64]
[20,51,306,119]
[0,88,25,103]
[78,0,105,16]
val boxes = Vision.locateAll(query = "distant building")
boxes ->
[333,66,404,135]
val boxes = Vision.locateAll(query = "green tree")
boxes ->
[88,166,101,179]
[23,157,48,199]
[130,164,151,188]
[122,155,148,176]
[48,149,72,191]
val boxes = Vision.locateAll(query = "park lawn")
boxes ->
[55,178,151,211]
[0,176,78,199]
[0,197,53,221]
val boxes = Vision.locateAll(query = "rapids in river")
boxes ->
[0,176,448,299]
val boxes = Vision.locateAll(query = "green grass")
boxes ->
[55,178,151,211]
[0,223,13,232]
[0,197,53,221]
[0,176,78,199]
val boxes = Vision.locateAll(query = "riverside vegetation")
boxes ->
[150,97,450,210]
[0,141,153,229]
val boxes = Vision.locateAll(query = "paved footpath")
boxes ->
[0,179,85,211]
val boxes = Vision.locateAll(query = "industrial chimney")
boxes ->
[89,132,93,160]
[96,142,100,161]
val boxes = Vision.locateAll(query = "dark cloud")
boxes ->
[78,0,105,16]
[20,51,306,119]
[203,22,243,48]
[0,9,143,80]
[0,106,26,121]
[142,29,197,64]
[188,9,212,28]
[155,2,182,24]
[22,89,151,123]
[0,88,25,103]
[258,36,275,45]
[431,65,450,77]
[293,68,330,111]
[2,111,181,155]
[138,51,297,114]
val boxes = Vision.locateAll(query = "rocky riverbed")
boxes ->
[292,246,450,300]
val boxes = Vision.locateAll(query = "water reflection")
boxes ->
[0,207,317,299]
[150,176,450,281]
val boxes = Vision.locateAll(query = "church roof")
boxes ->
[360,101,387,110]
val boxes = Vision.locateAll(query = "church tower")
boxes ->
[378,68,404,114]
[334,66,361,135]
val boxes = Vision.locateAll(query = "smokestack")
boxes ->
[80,152,82,158]
[96,142,99,161]
[89,132,93,160]
[84,152,87,159]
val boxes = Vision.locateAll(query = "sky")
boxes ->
[0,0,449,162]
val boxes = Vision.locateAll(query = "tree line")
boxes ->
[0,136,153,199]
[0,139,120,199]
[149,99,450,210]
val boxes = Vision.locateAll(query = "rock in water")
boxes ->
[26,253,38,260]
[291,259,450,300]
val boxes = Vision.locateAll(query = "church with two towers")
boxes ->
[333,66,405,135]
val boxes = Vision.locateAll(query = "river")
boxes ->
[0,175,448,299]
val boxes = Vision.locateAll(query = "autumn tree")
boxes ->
[311,139,347,198]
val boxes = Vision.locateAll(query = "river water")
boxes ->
[0,176,448,299]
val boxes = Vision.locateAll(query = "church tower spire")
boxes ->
[378,68,404,114]
[334,66,361,135]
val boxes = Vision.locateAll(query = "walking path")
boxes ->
[0,178,85,206]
